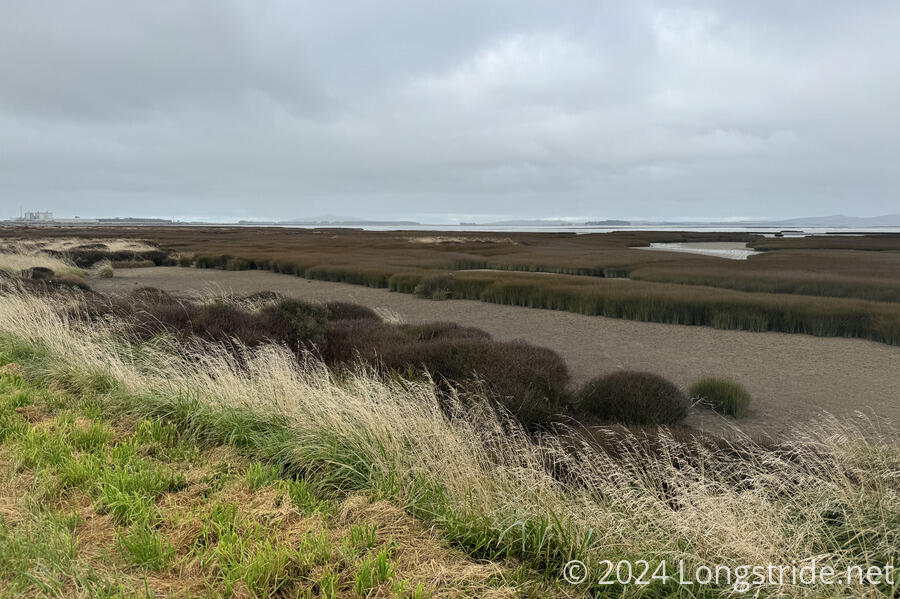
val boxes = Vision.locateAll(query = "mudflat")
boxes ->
[94,267,900,438]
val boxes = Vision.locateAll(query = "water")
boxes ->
[274,224,900,236]
[638,242,760,260]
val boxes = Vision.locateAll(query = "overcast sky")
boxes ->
[1,1,898,222]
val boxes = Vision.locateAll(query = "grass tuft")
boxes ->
[689,376,752,417]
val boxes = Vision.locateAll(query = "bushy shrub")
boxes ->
[129,287,175,304]
[390,339,570,427]
[325,302,381,322]
[399,322,491,342]
[242,290,281,304]
[260,299,328,345]
[577,371,688,425]
[689,377,751,417]
[111,260,155,269]
[177,255,193,267]
[320,318,568,427]
[25,266,55,280]
[76,293,328,350]
[60,248,174,268]
[319,319,405,365]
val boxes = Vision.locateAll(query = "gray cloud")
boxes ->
[1,0,898,220]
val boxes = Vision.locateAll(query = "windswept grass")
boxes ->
[0,249,84,277]
[0,287,897,597]
[0,355,516,597]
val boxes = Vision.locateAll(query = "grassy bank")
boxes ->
[0,288,898,597]
[0,370,517,598]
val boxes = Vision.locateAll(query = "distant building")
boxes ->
[23,211,53,221]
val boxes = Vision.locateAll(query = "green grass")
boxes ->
[1,308,898,598]
[689,377,752,417]
[118,525,176,570]
[0,355,503,598]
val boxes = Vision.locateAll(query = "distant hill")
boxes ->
[584,220,631,226]
[770,214,900,227]
[280,218,421,226]
[483,219,577,226]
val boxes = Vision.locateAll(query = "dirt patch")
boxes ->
[92,267,900,439]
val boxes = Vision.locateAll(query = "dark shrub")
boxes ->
[260,299,328,345]
[129,287,175,304]
[177,255,193,267]
[398,322,491,342]
[243,291,282,303]
[26,266,55,280]
[62,248,173,268]
[110,260,155,269]
[130,302,197,340]
[689,377,751,417]
[325,302,381,322]
[192,302,271,345]
[385,338,570,427]
[577,371,688,425]
[320,319,406,365]
[319,318,568,427]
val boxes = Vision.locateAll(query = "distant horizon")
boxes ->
[5,210,900,226]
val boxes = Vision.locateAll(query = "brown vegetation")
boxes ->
[3,226,900,344]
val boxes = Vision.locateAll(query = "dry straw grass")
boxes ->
[0,287,897,596]
[0,249,82,276]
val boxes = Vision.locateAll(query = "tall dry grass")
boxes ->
[0,237,159,254]
[0,287,897,596]
[0,249,83,276]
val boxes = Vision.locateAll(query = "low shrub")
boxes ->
[25,266,55,280]
[689,377,751,417]
[129,287,176,305]
[242,291,281,304]
[260,299,328,345]
[399,322,491,342]
[392,338,570,427]
[321,318,568,427]
[77,293,329,350]
[324,302,381,322]
[577,371,688,425]
[320,319,406,365]
[111,260,155,269]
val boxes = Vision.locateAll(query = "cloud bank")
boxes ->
[1,1,898,220]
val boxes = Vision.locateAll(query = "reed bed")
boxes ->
[0,286,897,597]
